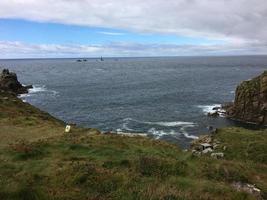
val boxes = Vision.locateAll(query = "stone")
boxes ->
[0,69,31,95]
[211,152,224,159]
[225,71,267,125]
[232,182,261,199]
[202,147,213,154]
[207,111,219,117]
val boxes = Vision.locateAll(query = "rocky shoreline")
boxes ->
[224,71,267,125]
[0,68,266,199]
[0,68,32,95]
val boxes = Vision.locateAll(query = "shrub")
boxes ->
[9,141,45,160]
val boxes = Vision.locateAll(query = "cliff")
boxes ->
[226,71,267,125]
[0,69,32,94]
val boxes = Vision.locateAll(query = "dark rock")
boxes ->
[212,106,221,111]
[207,111,219,117]
[207,126,213,131]
[24,85,33,90]
[0,69,30,95]
[225,71,267,125]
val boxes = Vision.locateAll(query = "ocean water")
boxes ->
[1,56,267,148]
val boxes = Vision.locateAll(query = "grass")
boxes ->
[0,90,267,199]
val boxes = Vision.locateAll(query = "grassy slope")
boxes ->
[0,91,266,200]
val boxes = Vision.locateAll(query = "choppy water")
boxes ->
[1,56,267,148]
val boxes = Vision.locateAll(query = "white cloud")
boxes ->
[0,0,267,57]
[0,40,266,59]
[98,31,125,36]
[0,0,267,42]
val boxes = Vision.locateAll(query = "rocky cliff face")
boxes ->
[225,71,267,125]
[0,69,31,94]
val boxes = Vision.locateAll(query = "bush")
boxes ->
[138,156,187,177]
[9,141,45,160]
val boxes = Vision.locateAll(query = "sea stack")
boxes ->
[0,68,32,94]
[225,71,267,125]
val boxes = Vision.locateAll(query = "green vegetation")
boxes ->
[0,91,266,199]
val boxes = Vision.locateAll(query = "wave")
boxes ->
[19,85,58,99]
[148,128,177,139]
[180,126,199,139]
[197,104,221,114]
[28,85,47,93]
[122,118,196,128]
[148,127,199,140]
[145,121,196,127]
[182,132,199,139]
[122,122,135,131]
[121,118,199,140]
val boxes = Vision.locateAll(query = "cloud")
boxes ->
[0,0,267,57]
[0,40,266,58]
[0,0,266,43]
[98,31,125,36]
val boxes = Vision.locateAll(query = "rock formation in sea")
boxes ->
[0,68,32,94]
[225,71,267,125]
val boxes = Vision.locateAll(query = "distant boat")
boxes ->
[100,56,104,61]
[76,59,87,62]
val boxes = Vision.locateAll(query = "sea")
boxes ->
[1,55,267,148]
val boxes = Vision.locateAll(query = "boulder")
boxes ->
[0,69,31,94]
[207,111,219,117]
[225,71,267,125]
[202,147,213,154]
[211,152,224,159]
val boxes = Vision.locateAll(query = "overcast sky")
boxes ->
[0,0,266,58]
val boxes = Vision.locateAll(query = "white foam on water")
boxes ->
[19,85,58,101]
[122,121,135,132]
[123,118,196,128]
[180,126,199,139]
[148,128,176,139]
[197,104,221,114]
[28,85,47,93]
[145,121,196,127]
[181,132,199,139]
[123,118,199,140]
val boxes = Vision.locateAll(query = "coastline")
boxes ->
[0,71,267,199]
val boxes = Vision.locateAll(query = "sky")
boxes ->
[0,0,267,58]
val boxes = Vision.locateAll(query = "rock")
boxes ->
[207,111,219,117]
[232,182,262,199]
[225,71,267,125]
[212,106,221,111]
[207,126,213,131]
[0,69,30,95]
[212,128,218,134]
[202,147,213,154]
[192,150,201,157]
[191,135,213,150]
[211,152,224,159]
